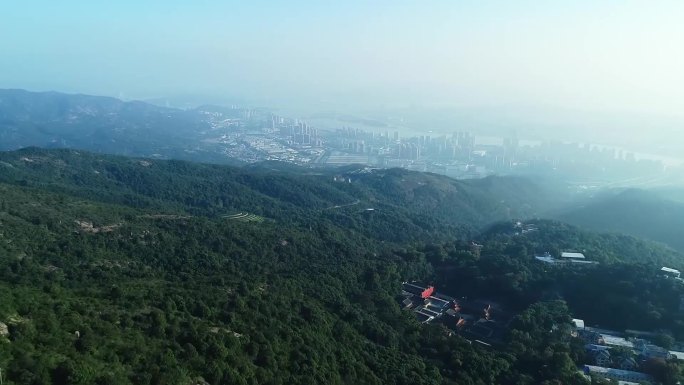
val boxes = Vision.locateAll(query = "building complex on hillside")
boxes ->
[583,365,653,384]
[535,251,598,266]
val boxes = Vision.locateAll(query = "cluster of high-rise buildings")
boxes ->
[208,109,670,182]
[277,119,322,146]
[397,143,421,160]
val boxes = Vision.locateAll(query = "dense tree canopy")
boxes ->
[0,149,682,384]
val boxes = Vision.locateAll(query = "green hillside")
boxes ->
[558,188,684,252]
[0,163,580,384]
[0,148,556,244]
[0,148,683,384]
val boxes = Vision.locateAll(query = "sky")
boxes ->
[1,0,684,140]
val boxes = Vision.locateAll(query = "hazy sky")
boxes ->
[2,1,684,121]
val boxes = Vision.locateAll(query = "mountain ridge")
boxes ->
[0,147,551,244]
[557,187,684,252]
[0,88,242,165]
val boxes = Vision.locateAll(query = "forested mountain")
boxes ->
[0,153,580,385]
[0,89,238,165]
[0,148,552,244]
[0,183,445,384]
[651,187,684,204]
[0,148,683,384]
[557,188,684,252]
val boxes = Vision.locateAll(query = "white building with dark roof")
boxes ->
[661,266,681,278]
[583,365,653,384]
[426,296,451,310]
[415,312,433,324]
[601,334,634,349]
[635,340,670,359]
[535,255,558,264]
[561,252,586,259]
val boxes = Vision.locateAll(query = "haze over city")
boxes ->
[2,1,683,129]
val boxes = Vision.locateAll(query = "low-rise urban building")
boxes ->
[583,365,653,384]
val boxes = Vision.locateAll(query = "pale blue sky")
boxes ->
[1,1,683,119]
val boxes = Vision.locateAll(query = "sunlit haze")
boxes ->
[2,1,683,146]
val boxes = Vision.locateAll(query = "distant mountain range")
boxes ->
[0,88,241,165]
[557,188,684,252]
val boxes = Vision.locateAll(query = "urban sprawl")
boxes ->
[195,107,669,186]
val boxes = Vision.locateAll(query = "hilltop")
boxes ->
[0,148,554,243]
[557,188,684,252]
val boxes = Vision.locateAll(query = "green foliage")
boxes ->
[559,188,684,253]
[0,176,548,384]
[0,149,681,384]
[417,221,684,337]
[0,148,553,245]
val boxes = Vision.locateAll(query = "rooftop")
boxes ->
[586,344,610,352]
[426,304,445,314]
[561,252,585,259]
[535,256,557,264]
[583,365,652,382]
[402,282,430,295]
[415,312,433,324]
[418,308,441,318]
[584,326,623,335]
[601,334,634,348]
[427,296,451,308]
[433,293,456,302]
[568,259,598,265]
